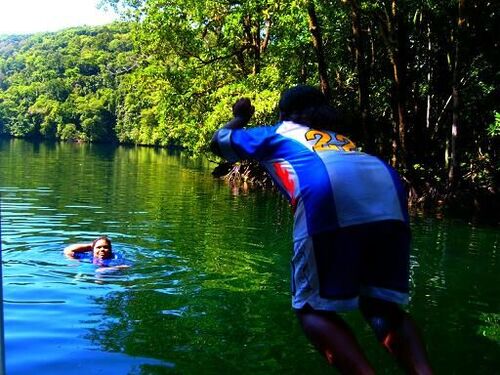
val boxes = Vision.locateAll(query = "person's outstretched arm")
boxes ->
[64,243,92,258]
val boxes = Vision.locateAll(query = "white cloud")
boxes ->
[0,0,119,35]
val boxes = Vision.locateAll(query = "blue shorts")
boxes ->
[291,220,410,311]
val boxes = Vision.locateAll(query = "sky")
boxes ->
[0,0,119,36]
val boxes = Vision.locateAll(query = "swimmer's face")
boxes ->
[93,239,112,259]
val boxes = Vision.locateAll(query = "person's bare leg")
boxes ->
[360,297,433,375]
[384,312,433,375]
[296,307,375,375]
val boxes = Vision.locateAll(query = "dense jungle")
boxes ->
[0,1,498,217]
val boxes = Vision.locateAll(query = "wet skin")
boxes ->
[92,239,113,260]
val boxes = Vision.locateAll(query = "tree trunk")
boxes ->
[376,0,409,168]
[392,1,408,169]
[426,21,432,131]
[307,2,331,100]
[448,0,465,188]
[241,14,262,75]
[346,0,371,150]
[253,25,261,75]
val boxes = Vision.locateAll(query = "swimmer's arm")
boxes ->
[64,243,92,258]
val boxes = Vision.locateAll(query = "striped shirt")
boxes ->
[214,121,408,241]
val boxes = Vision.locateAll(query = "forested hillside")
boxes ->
[0,24,136,143]
[0,1,498,213]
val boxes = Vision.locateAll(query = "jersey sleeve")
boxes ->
[213,126,276,162]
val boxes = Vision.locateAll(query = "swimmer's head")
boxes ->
[92,236,113,260]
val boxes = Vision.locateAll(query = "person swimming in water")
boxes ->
[64,236,129,271]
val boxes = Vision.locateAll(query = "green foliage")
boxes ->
[58,123,82,141]
[0,23,131,142]
[487,111,500,138]
[478,312,500,343]
[94,1,319,152]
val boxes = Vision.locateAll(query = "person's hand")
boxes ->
[219,97,255,130]
[232,98,255,120]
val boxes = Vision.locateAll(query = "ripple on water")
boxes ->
[2,142,499,374]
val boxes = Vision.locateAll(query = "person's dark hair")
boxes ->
[279,85,339,131]
[92,236,112,250]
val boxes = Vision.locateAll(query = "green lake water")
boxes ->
[0,138,498,374]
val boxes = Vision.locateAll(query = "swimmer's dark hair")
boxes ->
[92,236,112,250]
[279,85,339,131]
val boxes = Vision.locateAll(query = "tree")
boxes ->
[1,1,498,211]
[307,2,331,100]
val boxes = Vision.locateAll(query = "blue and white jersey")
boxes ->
[214,121,409,241]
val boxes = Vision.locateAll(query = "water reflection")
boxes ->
[1,138,499,374]
[410,217,500,373]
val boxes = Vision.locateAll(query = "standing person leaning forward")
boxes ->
[210,85,433,374]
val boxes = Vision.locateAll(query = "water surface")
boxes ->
[0,138,499,374]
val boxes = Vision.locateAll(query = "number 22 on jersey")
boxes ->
[304,130,356,152]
